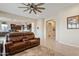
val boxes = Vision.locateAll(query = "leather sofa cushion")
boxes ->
[22,36,29,41]
[22,38,29,41]
[10,37,22,43]
[27,35,34,40]
[9,42,26,50]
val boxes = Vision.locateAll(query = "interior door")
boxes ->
[46,20,56,49]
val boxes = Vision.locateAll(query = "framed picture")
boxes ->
[67,15,79,29]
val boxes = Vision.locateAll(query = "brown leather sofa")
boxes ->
[5,32,40,55]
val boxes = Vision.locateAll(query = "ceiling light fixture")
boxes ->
[18,3,45,14]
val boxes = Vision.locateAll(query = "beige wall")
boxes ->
[35,19,44,45]
[56,4,79,47]
[43,4,79,50]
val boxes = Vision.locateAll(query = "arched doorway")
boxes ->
[46,20,56,49]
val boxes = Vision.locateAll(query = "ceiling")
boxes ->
[0,3,78,19]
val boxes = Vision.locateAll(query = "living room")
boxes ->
[0,3,79,56]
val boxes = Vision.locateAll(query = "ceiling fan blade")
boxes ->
[23,10,27,12]
[33,9,37,14]
[37,7,45,10]
[35,9,42,13]
[23,8,30,12]
[36,3,44,6]
[18,7,28,8]
[31,3,34,5]
[27,3,31,6]
[21,3,27,6]
[29,9,32,13]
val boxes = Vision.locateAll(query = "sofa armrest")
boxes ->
[5,42,13,54]
[34,38,40,43]
[5,42,13,47]
[34,38,40,40]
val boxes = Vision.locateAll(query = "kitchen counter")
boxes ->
[0,32,9,36]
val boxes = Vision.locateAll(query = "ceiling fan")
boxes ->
[18,3,45,14]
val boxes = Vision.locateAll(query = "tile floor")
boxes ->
[14,45,54,56]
